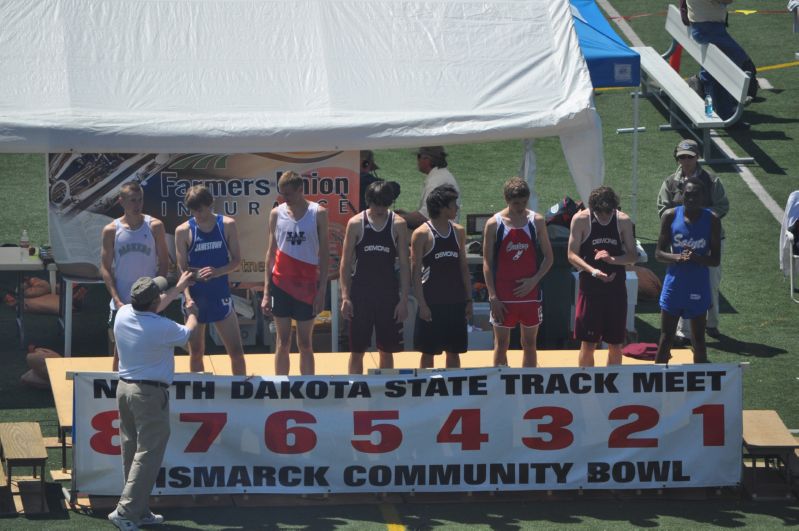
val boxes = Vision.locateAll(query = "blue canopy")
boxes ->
[571,0,640,88]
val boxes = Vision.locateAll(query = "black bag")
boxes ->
[545,196,583,228]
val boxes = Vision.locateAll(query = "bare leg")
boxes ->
[295,319,316,375]
[445,352,461,368]
[492,326,511,366]
[420,354,435,368]
[214,312,247,375]
[578,341,596,368]
[655,310,680,364]
[188,323,207,372]
[520,325,539,368]
[349,352,365,375]
[689,314,709,363]
[273,316,293,375]
[379,351,394,369]
[607,343,623,366]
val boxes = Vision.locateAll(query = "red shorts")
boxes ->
[491,300,542,328]
[574,289,627,345]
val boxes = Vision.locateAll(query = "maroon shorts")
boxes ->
[574,289,627,345]
[349,293,403,353]
[491,300,542,328]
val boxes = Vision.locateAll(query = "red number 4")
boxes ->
[437,409,488,450]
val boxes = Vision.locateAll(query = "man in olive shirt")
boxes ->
[657,139,729,342]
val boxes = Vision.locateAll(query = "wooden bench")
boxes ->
[634,4,753,164]
[742,410,799,498]
[0,422,48,511]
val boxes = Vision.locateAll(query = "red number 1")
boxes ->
[692,404,725,446]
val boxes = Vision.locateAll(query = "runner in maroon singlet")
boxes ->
[411,184,471,369]
[482,177,553,368]
[340,181,410,374]
[567,186,637,367]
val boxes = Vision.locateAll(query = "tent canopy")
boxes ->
[0,0,605,201]
[571,0,640,88]
[0,0,598,153]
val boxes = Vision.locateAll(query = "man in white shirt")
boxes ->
[397,146,461,230]
[108,271,197,531]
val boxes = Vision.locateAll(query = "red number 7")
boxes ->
[180,412,228,453]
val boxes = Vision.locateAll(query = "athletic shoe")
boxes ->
[140,512,165,526]
[673,335,691,347]
[706,327,721,339]
[108,509,140,531]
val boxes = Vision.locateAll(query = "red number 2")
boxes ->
[608,405,659,448]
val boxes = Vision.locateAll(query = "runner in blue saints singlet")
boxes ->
[655,178,721,364]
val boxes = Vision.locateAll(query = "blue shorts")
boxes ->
[659,296,711,320]
[188,292,233,324]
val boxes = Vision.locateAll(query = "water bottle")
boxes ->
[19,229,30,260]
[704,95,713,117]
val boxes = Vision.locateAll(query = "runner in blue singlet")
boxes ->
[175,185,247,375]
[655,178,721,364]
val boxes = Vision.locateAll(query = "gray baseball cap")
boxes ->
[675,139,700,158]
[130,276,168,306]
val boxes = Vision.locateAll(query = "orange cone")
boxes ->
[669,44,683,72]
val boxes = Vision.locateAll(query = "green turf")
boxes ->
[1,0,798,528]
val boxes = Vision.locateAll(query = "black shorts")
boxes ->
[574,288,627,345]
[271,283,315,322]
[414,302,468,355]
[349,292,403,353]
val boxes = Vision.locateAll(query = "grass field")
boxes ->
[1,0,798,528]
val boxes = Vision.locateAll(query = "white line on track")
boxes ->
[599,0,784,223]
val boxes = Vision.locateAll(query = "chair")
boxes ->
[788,231,799,304]
[780,191,799,304]
[58,274,106,357]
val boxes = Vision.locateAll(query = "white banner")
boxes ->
[73,365,743,495]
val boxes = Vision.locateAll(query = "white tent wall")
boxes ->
[0,0,602,201]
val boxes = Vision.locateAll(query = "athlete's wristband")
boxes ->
[591,269,599,278]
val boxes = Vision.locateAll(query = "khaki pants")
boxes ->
[115,380,170,523]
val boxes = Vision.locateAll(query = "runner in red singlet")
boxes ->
[482,178,553,368]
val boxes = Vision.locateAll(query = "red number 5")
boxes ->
[351,411,402,453]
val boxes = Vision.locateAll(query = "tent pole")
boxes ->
[631,90,640,225]
[520,139,537,212]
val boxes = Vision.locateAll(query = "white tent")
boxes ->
[0,0,603,200]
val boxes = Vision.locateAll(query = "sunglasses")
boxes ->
[677,154,696,160]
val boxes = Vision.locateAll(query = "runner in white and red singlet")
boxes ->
[261,171,329,376]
